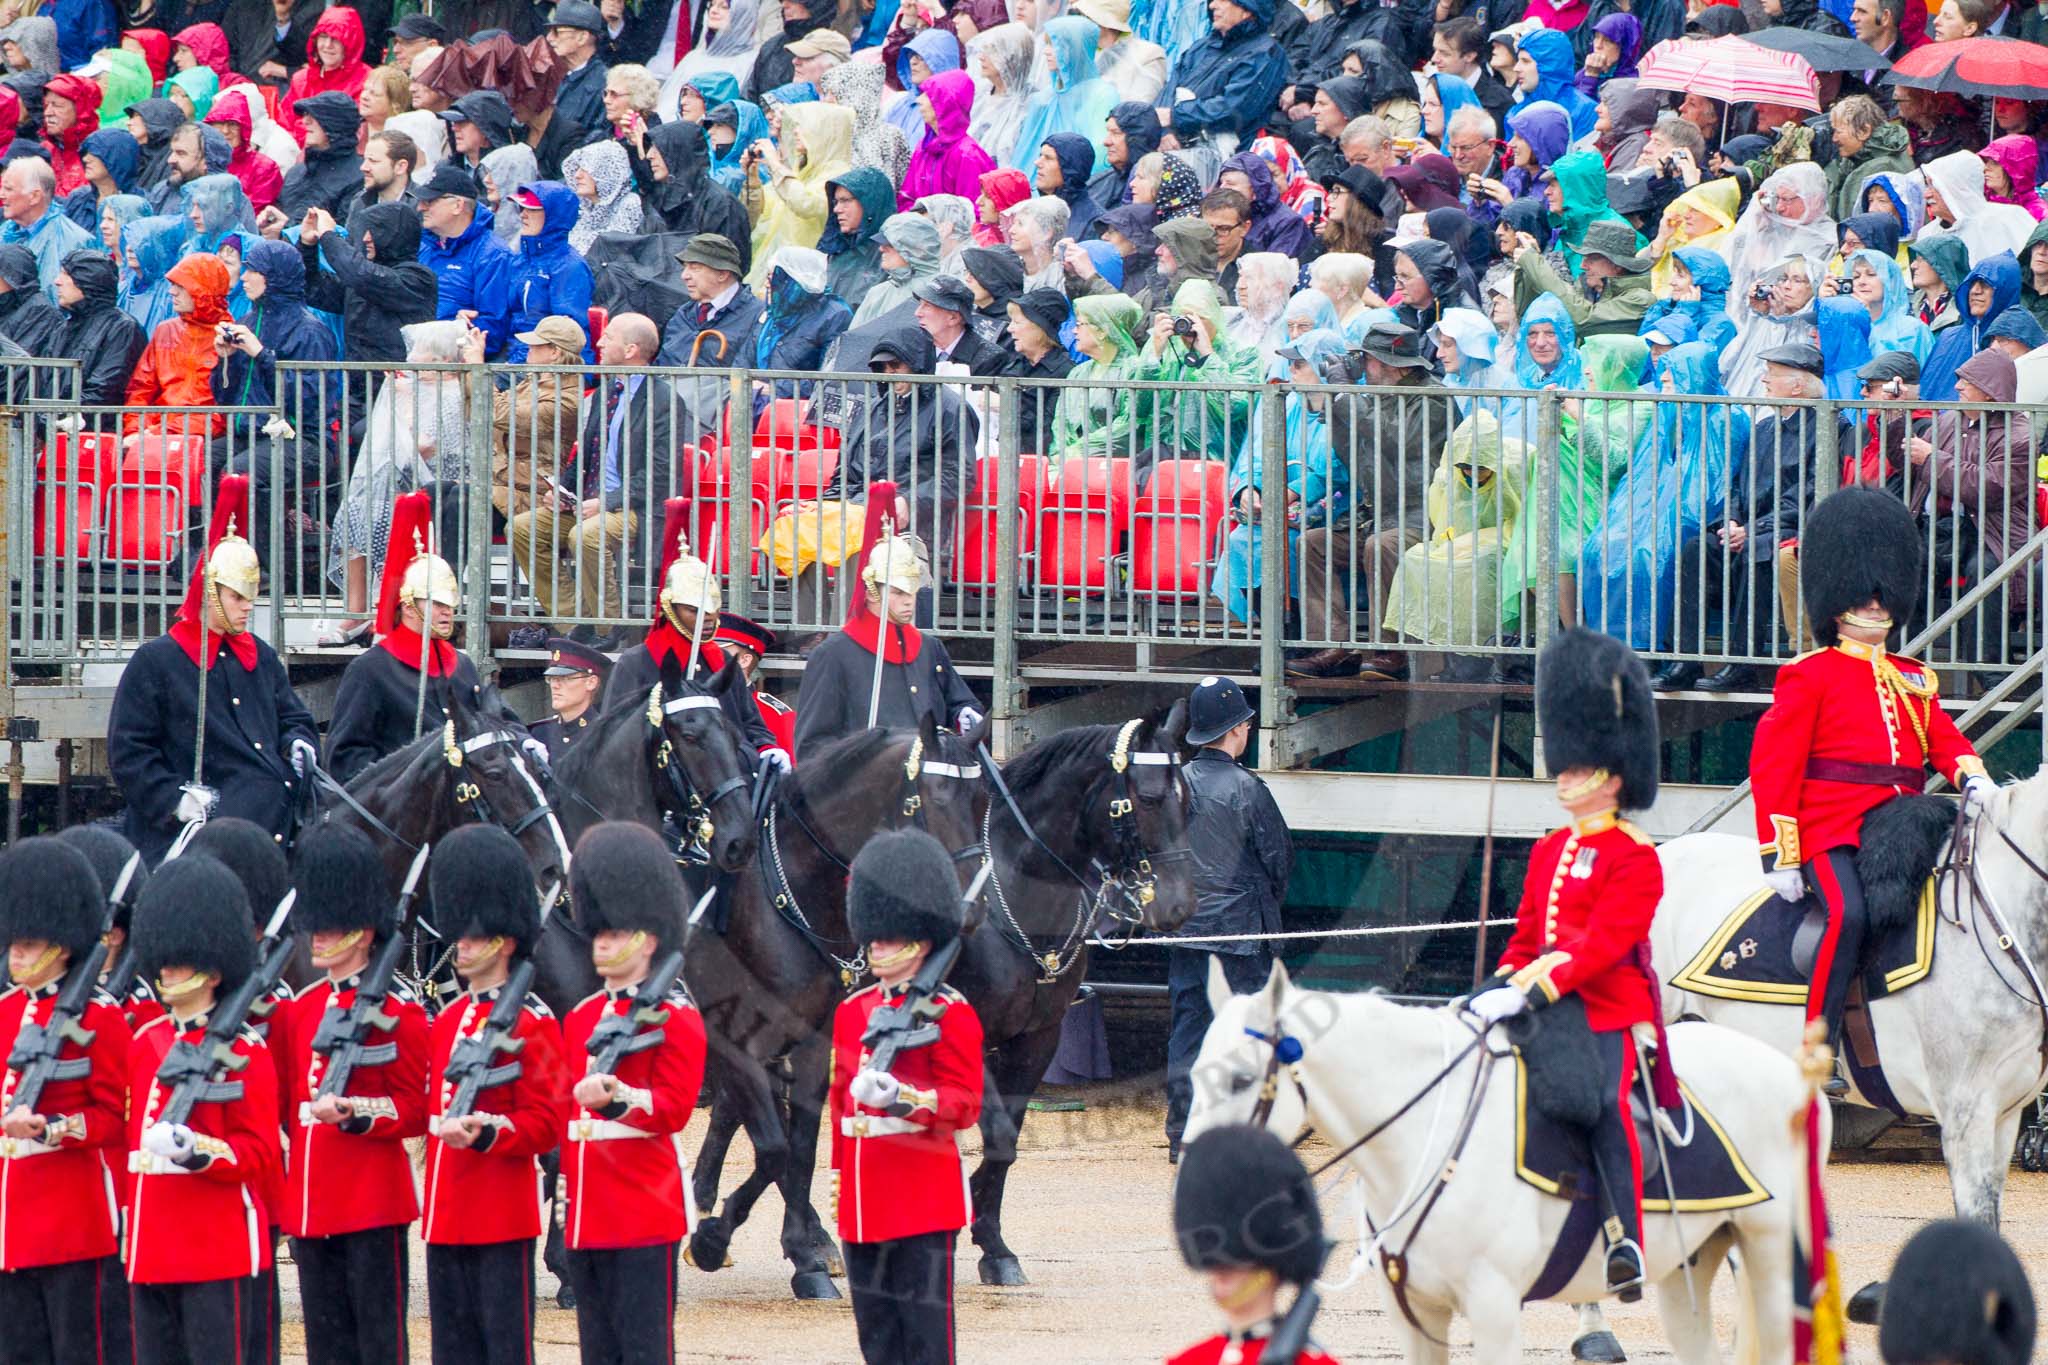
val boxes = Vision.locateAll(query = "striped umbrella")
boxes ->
[1633,35,1822,112]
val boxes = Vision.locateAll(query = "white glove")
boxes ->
[761,747,792,774]
[141,1122,195,1160]
[1964,774,1998,811]
[1764,869,1806,903]
[51,414,83,435]
[1468,986,1527,1024]
[520,736,551,770]
[174,783,216,825]
[290,738,317,778]
[956,706,984,733]
[849,1069,900,1110]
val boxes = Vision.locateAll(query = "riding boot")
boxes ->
[1588,1123,1646,1303]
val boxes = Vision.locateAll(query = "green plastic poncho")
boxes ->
[1135,278,1264,463]
[1382,408,1525,647]
[1052,293,1146,462]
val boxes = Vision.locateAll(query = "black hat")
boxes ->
[1757,341,1824,376]
[1858,350,1920,385]
[1605,172,1655,217]
[1536,628,1659,811]
[430,824,541,944]
[713,613,776,656]
[0,836,106,959]
[57,824,146,924]
[1359,321,1433,369]
[1172,1125,1328,1286]
[393,12,447,40]
[547,0,607,33]
[1800,486,1919,648]
[677,232,744,276]
[545,635,613,676]
[1009,286,1069,342]
[134,857,256,991]
[189,817,289,926]
[570,822,685,943]
[912,275,975,317]
[847,828,963,948]
[292,826,391,935]
[961,244,1025,300]
[1186,675,1254,746]
[1879,1220,2035,1365]
[419,160,479,202]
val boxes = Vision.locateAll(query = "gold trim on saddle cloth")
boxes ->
[1670,880,1938,1004]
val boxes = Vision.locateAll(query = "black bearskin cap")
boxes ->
[571,822,685,944]
[1800,486,1920,648]
[292,826,391,935]
[1172,1124,1328,1286]
[0,836,107,958]
[189,818,290,925]
[56,824,146,925]
[430,824,540,945]
[847,827,963,949]
[1879,1220,2035,1365]
[1537,628,1660,811]
[134,857,256,991]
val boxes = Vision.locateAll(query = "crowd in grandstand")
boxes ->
[0,0,2038,678]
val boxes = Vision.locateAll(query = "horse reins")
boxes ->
[641,691,754,865]
[1939,802,2048,1070]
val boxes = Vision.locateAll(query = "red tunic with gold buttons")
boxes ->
[421,988,565,1246]
[0,984,130,1271]
[1167,1336,1341,1365]
[828,982,983,1245]
[560,988,707,1251]
[279,975,430,1239]
[124,1013,282,1283]
[1496,811,1662,1031]
[1750,639,1984,872]
[756,690,798,759]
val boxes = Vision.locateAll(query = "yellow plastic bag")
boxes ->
[762,499,862,577]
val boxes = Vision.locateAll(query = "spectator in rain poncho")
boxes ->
[966,23,1036,164]
[1857,170,1925,242]
[95,191,147,257]
[662,0,762,99]
[178,172,252,255]
[1546,149,1635,278]
[0,17,60,75]
[899,69,992,209]
[1722,255,1821,399]
[1135,276,1262,467]
[1647,178,1738,294]
[59,125,137,230]
[1052,292,1146,461]
[118,211,185,336]
[163,67,215,121]
[961,242,1024,341]
[1382,408,1525,653]
[1497,99,1570,203]
[1909,231,1968,332]
[745,101,854,288]
[1280,287,1338,343]
[1578,340,1750,651]
[201,89,281,212]
[643,121,751,252]
[1726,162,1836,314]
[1835,212,1901,269]
[1214,327,1348,623]
[96,49,153,120]
[755,245,852,398]
[1218,148,1311,258]
[1421,70,1482,158]
[481,143,539,250]
[1922,250,2021,402]
[1006,17,1117,172]
[706,99,770,195]
[1088,100,1161,212]
[1431,306,1513,407]
[852,210,943,326]
[1509,28,1597,141]
[1231,250,1295,360]
[918,193,975,275]
[1572,11,1639,98]
[1037,131,1106,240]
[821,59,911,190]
[41,72,101,197]
[1846,247,1932,367]
[1818,293,1873,402]
[1638,244,1736,363]
[820,168,895,309]
[885,30,960,145]
[2023,219,2048,330]
[976,166,1031,245]
[563,140,642,254]
[1981,134,2046,223]
[1920,150,2035,267]
[1426,206,1489,298]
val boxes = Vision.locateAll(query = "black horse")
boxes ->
[951,705,1197,1285]
[681,711,989,1299]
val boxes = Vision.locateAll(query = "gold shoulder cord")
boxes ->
[1874,655,1937,758]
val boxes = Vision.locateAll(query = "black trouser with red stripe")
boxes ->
[130,1275,273,1365]
[564,1241,679,1365]
[1588,1029,1644,1258]
[846,1229,956,1365]
[0,1255,120,1365]
[292,1224,409,1365]
[1802,847,1867,1049]
[426,1238,535,1365]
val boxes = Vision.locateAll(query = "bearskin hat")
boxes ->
[430,824,540,945]
[133,857,256,991]
[1172,1125,1328,1286]
[1879,1220,2035,1365]
[1537,628,1660,811]
[0,836,107,959]
[188,817,290,925]
[571,822,685,944]
[1800,486,1920,648]
[847,827,962,949]
[292,826,392,935]
[56,824,146,927]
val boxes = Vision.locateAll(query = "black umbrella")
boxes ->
[1741,25,1890,75]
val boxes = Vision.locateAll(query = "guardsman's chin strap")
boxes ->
[1555,767,1611,804]
[594,930,647,974]
[868,940,927,971]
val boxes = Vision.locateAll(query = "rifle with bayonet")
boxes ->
[440,881,562,1121]
[1263,1283,1323,1365]
[6,852,142,1116]
[584,886,713,1074]
[856,864,988,1071]
[311,842,432,1102]
[153,889,299,1127]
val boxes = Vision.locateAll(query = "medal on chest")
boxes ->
[1570,846,1597,880]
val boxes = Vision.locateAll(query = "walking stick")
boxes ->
[1471,698,1503,991]
[865,515,896,729]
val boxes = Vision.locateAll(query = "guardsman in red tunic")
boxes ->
[1750,488,1991,1084]
[125,857,284,1365]
[715,612,799,759]
[421,825,567,1365]
[0,838,133,1363]
[830,828,984,1365]
[55,825,160,1035]
[279,827,430,1365]
[559,823,708,1365]
[1468,628,1666,1300]
[1168,1125,1339,1365]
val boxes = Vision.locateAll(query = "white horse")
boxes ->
[1186,960,1812,1363]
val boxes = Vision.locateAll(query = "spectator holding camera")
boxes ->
[123,251,231,437]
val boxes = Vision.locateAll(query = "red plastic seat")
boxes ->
[40,431,121,489]
[586,306,608,351]
[770,447,840,518]
[1036,457,1132,595]
[955,455,1047,591]
[118,433,209,507]
[1129,460,1228,599]
[691,449,782,576]
[106,484,186,564]
[31,483,100,558]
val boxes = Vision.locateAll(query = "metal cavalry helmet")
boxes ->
[653,497,721,634]
[179,473,260,632]
[374,490,459,637]
[1536,627,1660,811]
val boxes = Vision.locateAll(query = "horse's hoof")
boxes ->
[1847,1280,1886,1326]
[687,1219,734,1273]
[791,1270,842,1300]
[1570,1330,1627,1363]
[554,1285,577,1312]
[978,1255,1028,1286]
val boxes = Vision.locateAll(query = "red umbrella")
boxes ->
[1885,35,2048,99]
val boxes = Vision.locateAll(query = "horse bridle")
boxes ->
[311,725,559,854]
[898,734,987,867]
[644,689,755,865]
[1938,801,2048,1069]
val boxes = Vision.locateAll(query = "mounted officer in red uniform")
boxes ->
[1467,627,1666,1300]
[1750,486,1991,1089]
[1168,1124,1337,1365]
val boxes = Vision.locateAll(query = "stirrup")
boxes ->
[1606,1238,1646,1303]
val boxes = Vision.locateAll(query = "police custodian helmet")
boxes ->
[1537,628,1660,812]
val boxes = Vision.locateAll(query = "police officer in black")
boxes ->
[1163,676,1292,1161]
[528,636,612,764]
[107,475,318,864]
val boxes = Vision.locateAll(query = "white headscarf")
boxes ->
[1921,149,2038,267]
[1726,162,1836,309]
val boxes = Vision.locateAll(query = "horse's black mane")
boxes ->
[795,727,894,795]
[1000,722,1121,794]
[350,721,445,787]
